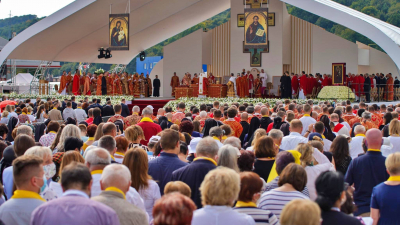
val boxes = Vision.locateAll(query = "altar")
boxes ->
[175,86,194,99]
[208,84,227,98]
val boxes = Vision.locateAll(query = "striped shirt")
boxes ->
[233,206,279,225]
[257,190,309,220]
[264,176,310,197]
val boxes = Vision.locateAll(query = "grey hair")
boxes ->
[24,146,52,160]
[217,144,239,173]
[17,125,33,136]
[196,137,219,158]
[98,135,116,153]
[354,125,366,134]
[77,102,82,107]
[85,147,111,165]
[101,164,131,187]
[199,111,207,118]
[133,106,140,113]
[268,129,283,140]
[362,111,372,120]
[223,137,241,150]
[142,107,153,116]
[210,127,223,137]
[56,124,81,152]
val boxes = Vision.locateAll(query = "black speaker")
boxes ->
[140,51,146,61]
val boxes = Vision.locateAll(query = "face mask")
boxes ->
[43,163,56,180]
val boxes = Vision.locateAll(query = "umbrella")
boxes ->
[0,100,17,110]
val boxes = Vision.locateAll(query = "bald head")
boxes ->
[254,105,261,113]
[241,112,248,121]
[366,128,382,150]
[261,107,269,116]
[166,113,173,120]
[100,164,131,194]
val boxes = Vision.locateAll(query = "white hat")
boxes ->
[188,138,202,154]
[146,105,154,110]
[149,135,161,144]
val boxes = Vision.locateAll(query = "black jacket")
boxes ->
[321,211,362,225]
[239,121,250,145]
[260,117,272,130]
[102,105,115,117]
[121,103,130,117]
[364,76,371,91]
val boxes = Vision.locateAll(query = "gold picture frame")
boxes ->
[109,13,129,51]
[244,7,269,50]
[332,63,346,85]
[237,14,245,27]
[268,13,275,26]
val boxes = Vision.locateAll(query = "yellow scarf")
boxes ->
[303,114,311,117]
[91,170,103,175]
[115,152,125,157]
[132,112,139,115]
[235,201,257,207]
[105,187,126,199]
[53,107,57,110]
[77,107,82,109]
[262,115,269,117]
[321,134,326,139]
[12,190,45,202]
[140,117,153,123]
[194,157,217,166]
[368,149,381,152]
[355,134,366,138]
[110,155,116,160]
[388,176,400,182]
[22,112,27,115]
[88,137,94,141]
[49,131,57,134]
[212,136,221,142]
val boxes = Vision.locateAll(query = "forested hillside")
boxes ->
[1,0,399,76]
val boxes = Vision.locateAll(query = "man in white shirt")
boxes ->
[229,73,237,96]
[74,103,88,123]
[260,69,267,97]
[280,119,308,151]
[314,122,332,152]
[62,101,77,122]
[349,125,366,158]
[331,113,349,136]
[300,104,316,136]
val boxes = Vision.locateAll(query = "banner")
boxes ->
[244,8,268,50]
[109,14,129,50]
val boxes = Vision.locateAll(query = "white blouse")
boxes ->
[138,180,161,221]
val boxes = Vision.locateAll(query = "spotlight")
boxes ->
[98,47,105,59]
[139,51,146,61]
[105,49,112,59]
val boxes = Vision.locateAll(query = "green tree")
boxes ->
[361,6,380,18]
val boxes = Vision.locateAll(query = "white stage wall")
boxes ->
[149,59,164,97]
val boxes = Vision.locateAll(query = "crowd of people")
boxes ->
[0,96,399,224]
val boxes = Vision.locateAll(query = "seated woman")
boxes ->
[192,167,254,224]
[234,172,279,225]
[252,136,279,182]
[125,125,149,152]
[315,171,362,225]
[258,163,309,220]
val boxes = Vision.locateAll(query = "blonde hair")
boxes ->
[296,143,313,167]
[281,199,321,225]
[125,125,145,142]
[386,152,400,175]
[309,140,324,152]
[164,181,191,198]
[1,111,8,118]
[55,124,81,152]
[389,119,400,136]
[290,119,303,129]
[24,146,52,160]
[170,124,179,131]
[251,128,267,146]
[199,167,240,206]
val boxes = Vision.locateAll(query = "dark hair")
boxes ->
[278,163,307,192]
[238,150,255,172]
[329,135,349,167]
[179,141,188,155]
[202,119,218,137]
[178,102,185,109]
[66,101,72,107]
[47,121,60,133]
[65,117,77,125]
[114,104,122,113]
[0,124,8,137]
[182,132,191,145]
[14,134,36,157]
[61,162,92,191]
[320,115,335,141]
[160,129,180,150]
[275,151,295,175]
[315,171,346,212]
[36,105,45,119]
[13,155,43,187]
[314,122,324,134]
[64,137,84,152]
[227,108,237,118]
[238,172,263,202]
[179,120,194,134]
[383,112,393,125]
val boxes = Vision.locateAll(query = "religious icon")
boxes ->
[332,63,346,85]
[237,14,245,27]
[109,14,129,50]
[244,8,268,50]
[268,13,275,26]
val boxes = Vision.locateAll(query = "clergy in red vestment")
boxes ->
[243,73,249,97]
[208,73,216,84]
[327,75,332,86]
[387,73,394,101]
[354,74,362,96]
[236,74,242,97]
[224,108,243,138]
[72,69,81,95]
[58,71,67,94]
[291,74,299,95]
[299,73,308,95]
[83,73,91,95]
[202,76,209,95]
[79,72,86,94]
[321,74,329,88]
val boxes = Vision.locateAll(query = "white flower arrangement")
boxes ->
[317,86,355,100]
[95,68,105,74]
[6,93,133,105]
[165,97,349,112]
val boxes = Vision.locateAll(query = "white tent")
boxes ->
[0,73,33,85]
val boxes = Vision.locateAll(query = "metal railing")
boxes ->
[347,82,397,102]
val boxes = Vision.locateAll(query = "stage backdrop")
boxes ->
[109,14,129,50]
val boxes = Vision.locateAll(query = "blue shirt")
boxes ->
[3,166,13,200]
[148,152,188,195]
[371,183,400,225]
[345,151,389,215]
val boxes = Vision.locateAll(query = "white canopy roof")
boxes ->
[0,0,399,69]
[0,73,33,84]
